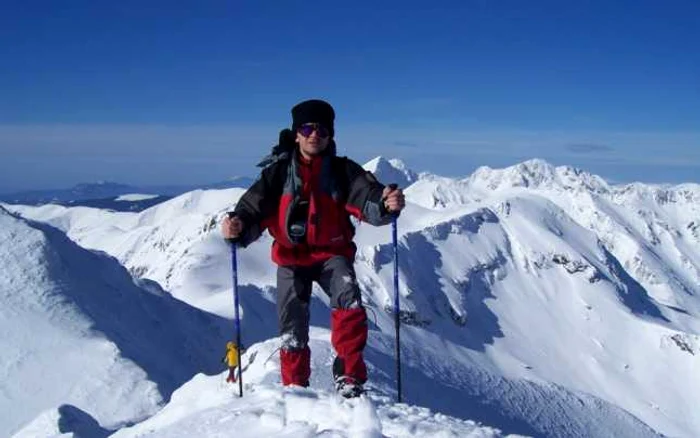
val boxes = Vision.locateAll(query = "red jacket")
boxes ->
[234,147,392,266]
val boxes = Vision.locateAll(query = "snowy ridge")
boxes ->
[467,159,612,195]
[104,336,515,438]
[404,159,700,317]
[404,174,477,209]
[4,158,700,437]
[4,189,260,317]
[0,206,231,437]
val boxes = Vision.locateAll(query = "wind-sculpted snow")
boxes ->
[4,158,700,436]
[374,330,662,438]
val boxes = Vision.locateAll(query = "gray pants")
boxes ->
[277,255,362,350]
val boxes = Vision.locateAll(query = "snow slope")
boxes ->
[5,158,700,437]
[103,335,517,438]
[0,206,232,437]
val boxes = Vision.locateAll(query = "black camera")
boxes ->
[287,199,309,244]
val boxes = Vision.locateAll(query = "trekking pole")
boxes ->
[227,213,244,397]
[388,184,402,403]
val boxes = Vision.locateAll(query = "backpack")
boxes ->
[257,129,297,169]
[257,129,338,169]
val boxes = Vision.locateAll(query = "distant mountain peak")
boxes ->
[363,156,418,188]
[470,159,610,194]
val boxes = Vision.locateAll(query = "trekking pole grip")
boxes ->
[226,212,241,245]
[386,183,401,219]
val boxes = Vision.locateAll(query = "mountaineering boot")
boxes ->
[334,375,364,398]
[333,356,364,398]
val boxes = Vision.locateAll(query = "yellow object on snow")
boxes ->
[224,341,239,367]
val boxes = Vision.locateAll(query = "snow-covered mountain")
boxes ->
[0,206,232,437]
[364,157,418,189]
[3,157,700,437]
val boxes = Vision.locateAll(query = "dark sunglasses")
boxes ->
[297,123,330,138]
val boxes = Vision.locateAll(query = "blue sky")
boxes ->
[1,0,699,192]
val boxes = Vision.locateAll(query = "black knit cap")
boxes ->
[291,99,335,138]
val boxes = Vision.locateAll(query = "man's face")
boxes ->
[296,123,330,157]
